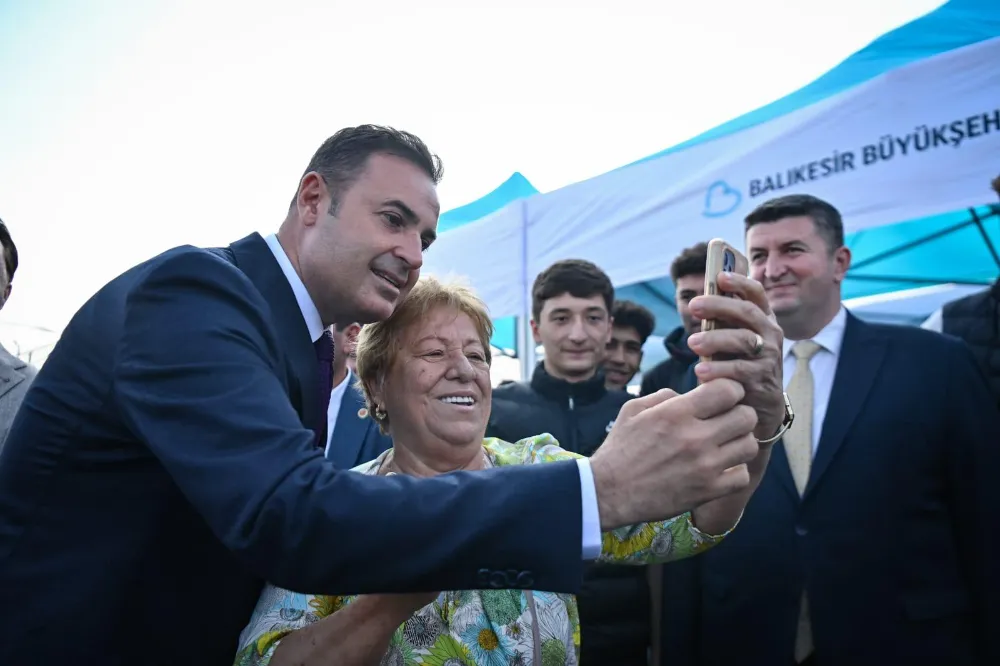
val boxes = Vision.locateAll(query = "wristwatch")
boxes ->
[756,392,795,444]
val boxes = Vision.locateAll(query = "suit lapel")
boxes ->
[804,313,887,498]
[229,232,320,433]
[0,363,25,401]
[770,435,800,501]
[0,345,28,401]
[328,386,369,468]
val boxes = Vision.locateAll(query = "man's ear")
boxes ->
[530,319,542,345]
[344,323,362,353]
[832,246,852,284]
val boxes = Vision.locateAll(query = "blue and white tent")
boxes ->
[437,172,540,354]
[427,0,1000,375]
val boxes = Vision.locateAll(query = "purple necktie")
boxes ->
[314,329,335,448]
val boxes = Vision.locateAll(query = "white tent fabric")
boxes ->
[423,36,1000,321]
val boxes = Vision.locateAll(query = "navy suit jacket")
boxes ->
[0,233,584,665]
[660,313,1000,666]
[326,382,392,469]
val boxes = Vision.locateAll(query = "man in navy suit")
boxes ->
[660,194,1000,666]
[325,322,392,468]
[0,125,789,665]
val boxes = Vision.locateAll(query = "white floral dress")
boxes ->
[234,434,733,666]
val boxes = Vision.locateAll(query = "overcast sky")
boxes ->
[0,0,942,347]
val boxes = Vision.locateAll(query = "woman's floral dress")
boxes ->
[234,434,734,666]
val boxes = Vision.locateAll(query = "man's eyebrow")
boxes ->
[382,199,418,223]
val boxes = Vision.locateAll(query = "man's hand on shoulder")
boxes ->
[589,380,759,530]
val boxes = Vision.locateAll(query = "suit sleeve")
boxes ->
[114,251,584,595]
[518,435,730,564]
[944,338,1000,658]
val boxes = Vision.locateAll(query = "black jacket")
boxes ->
[488,363,628,455]
[488,364,650,664]
[943,279,1000,409]
[640,326,698,396]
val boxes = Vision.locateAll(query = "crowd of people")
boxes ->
[0,126,997,666]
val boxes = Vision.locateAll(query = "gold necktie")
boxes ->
[784,340,821,495]
[784,339,822,664]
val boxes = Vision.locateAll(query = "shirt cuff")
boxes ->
[576,458,602,560]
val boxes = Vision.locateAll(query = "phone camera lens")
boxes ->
[723,250,735,272]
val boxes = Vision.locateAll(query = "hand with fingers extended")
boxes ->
[685,271,785,441]
[589,378,760,531]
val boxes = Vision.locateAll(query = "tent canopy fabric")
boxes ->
[436,173,540,352]
[438,172,538,235]
[627,0,1000,169]
[426,0,1000,353]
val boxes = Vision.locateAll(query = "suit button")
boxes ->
[795,525,808,536]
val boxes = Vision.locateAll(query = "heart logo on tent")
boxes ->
[702,180,742,218]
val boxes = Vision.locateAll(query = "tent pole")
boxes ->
[518,200,534,382]
[519,317,536,382]
[969,207,1000,270]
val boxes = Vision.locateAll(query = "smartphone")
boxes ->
[699,238,750,363]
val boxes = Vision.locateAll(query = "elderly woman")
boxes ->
[235,276,767,666]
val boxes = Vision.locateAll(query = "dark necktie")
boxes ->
[314,329,335,448]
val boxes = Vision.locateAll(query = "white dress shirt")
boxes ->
[262,234,602,558]
[921,308,943,332]
[263,234,325,343]
[324,368,353,459]
[782,306,848,455]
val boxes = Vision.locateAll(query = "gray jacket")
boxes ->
[0,343,37,452]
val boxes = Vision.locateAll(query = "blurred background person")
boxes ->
[921,175,1000,409]
[0,218,36,451]
[641,242,707,397]
[324,321,392,469]
[604,299,656,392]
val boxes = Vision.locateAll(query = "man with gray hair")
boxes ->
[0,217,36,450]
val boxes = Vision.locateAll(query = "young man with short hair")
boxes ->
[605,299,656,392]
[488,259,652,666]
[640,242,707,396]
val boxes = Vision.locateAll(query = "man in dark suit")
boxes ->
[660,194,1000,666]
[0,125,789,665]
[324,322,392,469]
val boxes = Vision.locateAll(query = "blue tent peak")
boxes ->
[626,0,1000,170]
[438,172,539,233]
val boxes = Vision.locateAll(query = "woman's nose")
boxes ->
[448,353,476,380]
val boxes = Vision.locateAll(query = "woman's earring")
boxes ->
[374,405,387,421]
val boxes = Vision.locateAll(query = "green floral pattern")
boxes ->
[234,434,732,665]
